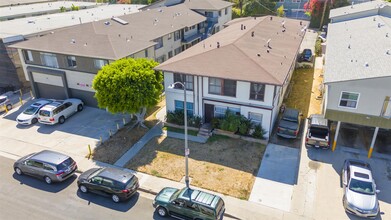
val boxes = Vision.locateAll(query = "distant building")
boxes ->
[156,16,308,138]
[276,0,309,20]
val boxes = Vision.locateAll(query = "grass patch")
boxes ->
[162,126,198,136]
[126,136,265,200]
[284,68,314,117]
[207,134,230,143]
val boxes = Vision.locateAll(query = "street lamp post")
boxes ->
[171,81,190,188]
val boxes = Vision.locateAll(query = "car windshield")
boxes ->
[169,189,182,202]
[0,98,6,103]
[23,106,39,115]
[39,110,50,117]
[349,178,375,195]
[56,158,74,171]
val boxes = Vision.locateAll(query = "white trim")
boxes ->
[338,91,360,109]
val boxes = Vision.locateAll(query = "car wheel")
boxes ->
[79,185,88,193]
[6,104,12,111]
[31,118,38,124]
[59,116,65,124]
[157,206,168,217]
[44,176,52,184]
[14,167,23,175]
[112,194,120,203]
[77,104,83,112]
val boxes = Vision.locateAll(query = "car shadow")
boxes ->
[152,210,175,220]
[345,211,384,220]
[76,190,139,212]
[12,173,76,193]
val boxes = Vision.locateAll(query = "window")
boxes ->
[381,96,391,118]
[339,92,359,108]
[174,47,182,55]
[168,33,172,40]
[168,51,173,59]
[249,112,263,125]
[94,59,108,69]
[173,73,193,91]
[199,206,214,216]
[225,8,228,15]
[43,164,55,171]
[67,56,77,67]
[156,55,166,63]
[219,10,222,16]
[249,83,266,101]
[145,49,149,58]
[208,78,236,97]
[40,52,58,68]
[175,100,194,117]
[154,37,163,49]
[214,106,226,118]
[174,31,181,41]
[205,11,213,17]
[23,50,33,62]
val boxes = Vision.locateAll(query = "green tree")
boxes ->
[276,5,285,17]
[242,0,276,17]
[92,58,163,127]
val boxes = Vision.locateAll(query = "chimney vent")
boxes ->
[251,31,255,37]
[241,24,243,30]
[217,42,220,48]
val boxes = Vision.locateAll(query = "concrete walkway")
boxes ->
[249,144,300,212]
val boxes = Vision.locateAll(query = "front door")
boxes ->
[204,104,214,123]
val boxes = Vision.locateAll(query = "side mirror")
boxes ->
[88,179,91,183]
[376,190,380,194]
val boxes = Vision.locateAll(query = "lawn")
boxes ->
[162,126,199,136]
[92,96,166,164]
[126,135,265,200]
[284,68,315,117]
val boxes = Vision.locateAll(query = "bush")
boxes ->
[220,111,241,132]
[211,118,220,129]
[188,115,202,128]
[252,124,267,139]
[238,116,252,135]
[166,110,202,128]
[315,38,322,57]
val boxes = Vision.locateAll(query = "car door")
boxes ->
[169,198,187,218]
[88,176,104,194]
[63,102,73,117]
[100,178,116,197]
[25,160,44,178]
[185,202,202,219]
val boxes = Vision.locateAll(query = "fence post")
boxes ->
[87,144,92,159]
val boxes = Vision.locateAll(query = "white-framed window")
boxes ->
[339,91,359,109]
[154,37,163,49]
[40,52,58,68]
[173,73,194,91]
[249,83,266,101]
[208,78,236,97]
[156,55,166,63]
[67,56,77,68]
[174,47,182,55]
[249,112,263,125]
[381,96,391,118]
[94,59,108,69]
[214,106,240,118]
[175,100,194,117]
[168,33,172,40]
[23,50,33,62]
[174,31,181,41]
[145,49,149,57]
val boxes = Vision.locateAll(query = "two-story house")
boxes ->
[141,0,233,37]
[10,4,207,106]
[156,16,308,138]
[324,1,391,158]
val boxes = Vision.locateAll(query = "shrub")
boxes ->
[166,110,202,128]
[188,115,202,128]
[220,111,241,132]
[238,116,252,135]
[211,118,220,129]
[60,6,66,12]
[252,124,267,139]
[315,38,322,57]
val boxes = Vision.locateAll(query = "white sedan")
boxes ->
[16,99,53,125]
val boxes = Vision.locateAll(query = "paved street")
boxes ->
[0,156,169,220]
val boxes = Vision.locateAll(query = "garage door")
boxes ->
[70,88,98,107]
[36,82,67,100]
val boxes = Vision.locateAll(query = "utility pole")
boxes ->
[319,0,329,30]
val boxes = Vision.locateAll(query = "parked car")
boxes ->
[0,95,12,112]
[77,167,139,203]
[342,159,380,219]
[153,187,225,220]
[16,99,53,125]
[305,114,330,149]
[38,98,83,125]
[13,150,77,184]
[298,49,313,63]
[277,108,301,139]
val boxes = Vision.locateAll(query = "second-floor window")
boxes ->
[174,31,181,41]
[174,47,182,55]
[67,56,77,68]
[339,91,359,109]
[154,37,163,49]
[145,49,149,57]
[208,78,236,97]
[205,11,213,18]
[173,73,194,91]
[249,83,266,101]
[168,51,173,59]
[94,59,108,69]
[23,50,33,62]
[156,55,166,63]
[168,33,172,40]
[40,52,58,68]
[225,8,228,15]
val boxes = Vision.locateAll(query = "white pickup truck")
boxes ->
[305,114,330,149]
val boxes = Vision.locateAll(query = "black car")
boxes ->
[299,49,313,63]
[77,167,139,203]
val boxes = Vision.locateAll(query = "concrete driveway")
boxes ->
[0,98,131,162]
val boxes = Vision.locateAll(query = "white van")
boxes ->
[38,98,84,125]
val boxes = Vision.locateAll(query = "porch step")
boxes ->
[197,123,213,137]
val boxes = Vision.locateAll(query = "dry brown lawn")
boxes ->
[92,96,166,164]
[126,135,265,200]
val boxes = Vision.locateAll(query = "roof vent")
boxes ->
[84,43,87,46]
[257,53,261,57]
[270,16,273,21]
[364,62,369,67]
[267,49,270,53]
[241,24,244,30]
[387,49,390,55]
[71,39,76,44]
[386,33,389,37]
[104,21,110,25]
[300,21,302,26]
[266,39,271,48]
[348,44,351,49]
[251,31,255,37]
[217,42,220,48]
[112,17,128,25]
[373,17,376,21]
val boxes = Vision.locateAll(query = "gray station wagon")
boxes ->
[13,150,78,184]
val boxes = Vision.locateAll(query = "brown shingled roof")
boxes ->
[11,4,206,60]
[156,16,308,85]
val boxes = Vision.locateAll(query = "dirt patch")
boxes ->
[308,161,321,170]
[126,135,265,200]
[92,96,166,164]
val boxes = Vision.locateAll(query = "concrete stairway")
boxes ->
[197,123,213,138]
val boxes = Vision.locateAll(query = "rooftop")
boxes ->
[324,15,391,84]
[0,1,100,20]
[142,0,233,11]
[11,4,206,60]
[98,167,134,183]
[0,4,144,43]
[329,0,390,19]
[156,16,307,85]
[0,0,51,7]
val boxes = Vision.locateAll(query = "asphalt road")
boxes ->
[0,156,171,220]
